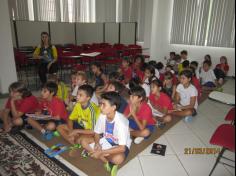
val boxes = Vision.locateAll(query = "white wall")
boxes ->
[143,0,153,55]
[76,23,104,45]
[105,23,119,44]
[148,0,235,76]
[120,23,136,45]
[16,21,48,47]
[50,22,75,45]
[0,0,17,94]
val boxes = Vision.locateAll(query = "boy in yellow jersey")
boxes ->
[57,85,100,145]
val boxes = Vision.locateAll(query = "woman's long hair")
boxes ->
[40,31,51,47]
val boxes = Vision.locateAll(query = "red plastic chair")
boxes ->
[58,51,78,80]
[209,124,235,176]
[127,44,142,57]
[14,50,39,87]
[225,107,235,125]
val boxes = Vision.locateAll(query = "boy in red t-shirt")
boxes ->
[149,79,173,128]
[27,82,68,139]
[0,82,38,132]
[124,86,156,144]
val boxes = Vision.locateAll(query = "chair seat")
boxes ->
[225,107,235,121]
[210,124,235,152]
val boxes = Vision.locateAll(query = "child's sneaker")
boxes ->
[81,149,89,158]
[134,137,144,144]
[157,121,166,129]
[104,162,112,172]
[53,130,60,137]
[43,130,53,140]
[110,164,118,176]
[184,116,193,123]
[104,162,118,176]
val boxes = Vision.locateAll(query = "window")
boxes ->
[170,0,235,48]
[34,0,57,21]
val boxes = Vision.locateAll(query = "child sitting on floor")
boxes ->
[27,82,68,139]
[47,74,70,104]
[80,92,132,176]
[71,71,98,106]
[200,60,218,90]
[169,70,198,122]
[214,56,229,86]
[91,62,108,90]
[118,57,132,85]
[189,66,202,101]
[132,56,145,81]
[0,82,38,133]
[106,81,128,113]
[57,85,100,145]
[124,86,156,144]
[149,79,173,128]
[162,71,177,100]
[142,65,158,97]
[190,61,200,79]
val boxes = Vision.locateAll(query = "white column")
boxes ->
[0,0,17,94]
[150,0,174,61]
[143,0,153,55]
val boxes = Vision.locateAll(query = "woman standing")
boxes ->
[33,32,58,85]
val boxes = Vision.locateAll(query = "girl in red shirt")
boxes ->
[132,56,145,81]
[118,57,132,85]
[0,82,38,132]
[149,79,173,126]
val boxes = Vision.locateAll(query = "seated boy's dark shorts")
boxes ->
[124,146,130,158]
[101,135,130,159]
[129,119,155,134]
[109,142,129,159]
[203,82,216,87]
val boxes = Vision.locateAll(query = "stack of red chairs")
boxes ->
[113,43,127,57]
[14,49,33,86]
[91,43,100,49]
[101,47,122,72]
[82,44,92,51]
[127,44,142,57]
[100,43,112,48]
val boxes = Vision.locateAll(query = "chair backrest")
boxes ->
[210,124,235,152]
[14,50,28,66]
[225,107,235,121]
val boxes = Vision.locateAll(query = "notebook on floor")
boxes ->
[150,143,167,156]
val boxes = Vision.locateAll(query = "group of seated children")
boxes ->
[0,50,229,176]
